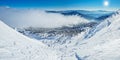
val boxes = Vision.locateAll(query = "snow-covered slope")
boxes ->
[35,9,120,60]
[18,22,97,46]
[74,9,120,60]
[1,7,120,60]
[0,20,59,60]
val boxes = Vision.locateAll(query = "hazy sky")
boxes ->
[0,0,120,10]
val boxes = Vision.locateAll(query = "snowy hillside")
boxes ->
[44,9,120,60]
[15,9,120,60]
[0,20,59,60]
[74,9,120,60]
[22,9,120,60]
[18,22,97,46]
[1,6,120,60]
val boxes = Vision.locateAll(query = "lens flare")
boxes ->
[104,0,109,7]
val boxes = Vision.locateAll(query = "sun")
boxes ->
[104,0,109,7]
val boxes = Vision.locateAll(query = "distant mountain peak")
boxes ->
[46,10,113,21]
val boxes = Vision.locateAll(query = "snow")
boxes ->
[36,9,120,60]
[0,7,120,60]
[74,9,120,60]
[0,20,59,60]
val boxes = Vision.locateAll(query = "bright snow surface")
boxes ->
[0,21,59,60]
[75,10,120,60]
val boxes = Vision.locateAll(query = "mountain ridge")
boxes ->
[46,10,114,21]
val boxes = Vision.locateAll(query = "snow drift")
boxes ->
[0,20,59,60]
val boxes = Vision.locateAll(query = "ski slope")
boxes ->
[0,20,59,60]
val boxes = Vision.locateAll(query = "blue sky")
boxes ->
[0,0,120,10]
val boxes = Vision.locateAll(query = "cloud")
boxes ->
[0,7,89,28]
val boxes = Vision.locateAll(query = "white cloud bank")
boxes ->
[0,7,89,28]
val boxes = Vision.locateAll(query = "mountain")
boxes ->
[40,9,120,60]
[0,7,89,28]
[1,7,120,60]
[73,9,120,60]
[18,22,97,45]
[46,10,113,21]
[0,20,59,60]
